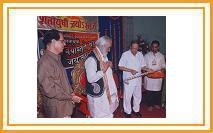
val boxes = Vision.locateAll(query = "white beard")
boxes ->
[102,52,107,58]
[100,48,107,58]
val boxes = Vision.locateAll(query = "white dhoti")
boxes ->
[123,85,142,114]
[110,93,119,113]
[87,90,113,118]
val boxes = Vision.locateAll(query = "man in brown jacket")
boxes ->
[37,29,81,118]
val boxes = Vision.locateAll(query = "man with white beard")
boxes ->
[84,36,119,118]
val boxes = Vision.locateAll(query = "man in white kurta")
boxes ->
[85,36,119,118]
[144,40,166,111]
[118,40,146,118]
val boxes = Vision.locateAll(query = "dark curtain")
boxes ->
[98,16,124,70]
[98,16,124,89]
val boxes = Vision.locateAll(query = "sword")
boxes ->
[123,70,159,85]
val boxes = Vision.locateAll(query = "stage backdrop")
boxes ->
[37,16,99,84]
[38,16,98,32]
[37,16,124,85]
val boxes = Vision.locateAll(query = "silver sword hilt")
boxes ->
[124,71,151,85]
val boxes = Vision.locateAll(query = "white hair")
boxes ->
[95,36,112,47]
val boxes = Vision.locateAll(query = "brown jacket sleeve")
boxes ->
[38,61,72,101]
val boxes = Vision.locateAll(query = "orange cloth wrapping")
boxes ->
[147,71,165,79]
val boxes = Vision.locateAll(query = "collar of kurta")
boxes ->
[45,50,61,61]
[129,50,139,57]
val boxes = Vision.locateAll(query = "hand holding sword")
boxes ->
[123,70,154,85]
[130,69,138,75]
[123,69,163,85]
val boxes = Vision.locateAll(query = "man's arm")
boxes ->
[119,66,138,75]
[118,53,138,75]
[85,57,105,83]
[141,67,153,72]
[141,54,154,72]
[160,55,166,72]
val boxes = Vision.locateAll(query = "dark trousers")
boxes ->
[146,90,162,107]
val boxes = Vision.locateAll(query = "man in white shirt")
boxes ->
[144,40,166,111]
[118,40,147,118]
[84,36,119,118]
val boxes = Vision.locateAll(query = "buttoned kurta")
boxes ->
[144,52,166,91]
[37,50,74,118]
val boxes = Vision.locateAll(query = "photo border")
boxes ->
[0,1,212,132]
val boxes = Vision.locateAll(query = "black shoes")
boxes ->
[133,111,142,118]
[124,112,131,118]
[124,112,142,118]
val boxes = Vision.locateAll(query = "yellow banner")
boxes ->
[38,16,98,32]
